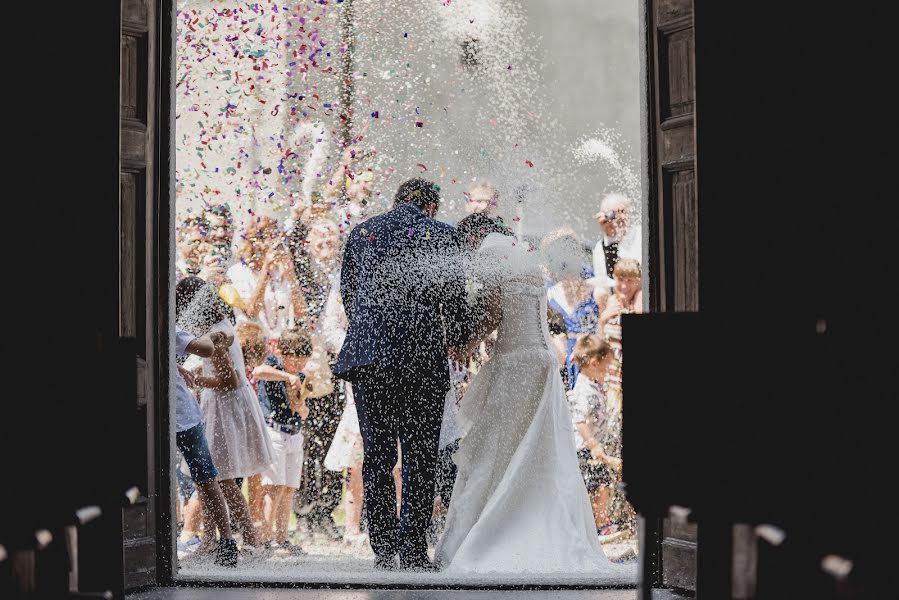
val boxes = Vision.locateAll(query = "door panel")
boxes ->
[647,0,698,590]
[120,0,159,589]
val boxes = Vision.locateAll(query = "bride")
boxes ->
[435,214,619,575]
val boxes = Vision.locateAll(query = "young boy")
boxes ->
[174,327,238,566]
[599,258,642,331]
[569,334,621,536]
[252,329,315,554]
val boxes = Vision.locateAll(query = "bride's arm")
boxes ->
[453,286,502,359]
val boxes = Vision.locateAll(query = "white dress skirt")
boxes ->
[435,233,621,576]
[200,319,274,481]
[324,383,364,472]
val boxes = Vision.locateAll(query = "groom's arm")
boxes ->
[440,228,475,348]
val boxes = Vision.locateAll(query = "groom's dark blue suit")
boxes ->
[335,202,470,565]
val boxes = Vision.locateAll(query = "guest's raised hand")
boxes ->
[209,331,234,349]
[600,294,621,324]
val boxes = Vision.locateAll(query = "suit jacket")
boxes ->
[334,203,470,390]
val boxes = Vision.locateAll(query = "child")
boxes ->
[174,326,237,566]
[569,335,619,536]
[177,277,272,551]
[236,321,269,534]
[252,329,315,554]
[599,258,643,330]
[597,259,641,538]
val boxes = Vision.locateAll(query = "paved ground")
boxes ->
[176,529,640,587]
[130,588,690,600]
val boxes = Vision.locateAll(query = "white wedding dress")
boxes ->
[435,233,622,576]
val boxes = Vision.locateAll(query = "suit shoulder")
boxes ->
[431,219,455,234]
[348,213,385,239]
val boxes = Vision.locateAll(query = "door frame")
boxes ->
[152,0,177,586]
[638,0,665,588]
[148,0,670,589]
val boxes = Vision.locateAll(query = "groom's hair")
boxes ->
[394,178,440,210]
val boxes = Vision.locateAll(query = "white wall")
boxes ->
[351,0,642,241]
[176,0,643,243]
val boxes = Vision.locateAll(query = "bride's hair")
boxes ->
[456,213,513,249]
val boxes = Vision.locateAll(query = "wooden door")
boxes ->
[644,0,698,591]
[120,0,163,588]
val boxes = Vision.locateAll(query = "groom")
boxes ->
[335,178,471,571]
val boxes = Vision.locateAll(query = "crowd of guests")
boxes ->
[171,158,642,565]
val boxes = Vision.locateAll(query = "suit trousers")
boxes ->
[351,364,445,562]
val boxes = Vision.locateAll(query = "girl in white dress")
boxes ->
[176,277,274,548]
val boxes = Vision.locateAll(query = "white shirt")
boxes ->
[317,269,348,354]
[227,262,256,322]
[567,374,604,450]
[591,228,642,291]
[174,328,204,433]
[227,262,297,338]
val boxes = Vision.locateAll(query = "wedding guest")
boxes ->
[198,255,230,291]
[289,215,346,538]
[321,146,376,230]
[176,215,210,280]
[237,321,268,390]
[175,462,203,552]
[464,181,499,215]
[252,329,318,553]
[597,259,641,537]
[176,276,273,550]
[323,383,366,547]
[599,258,643,411]
[227,216,276,321]
[236,320,269,532]
[547,262,599,389]
[591,192,641,299]
[599,258,644,330]
[203,202,234,264]
[173,326,238,566]
[227,216,307,338]
[570,334,620,535]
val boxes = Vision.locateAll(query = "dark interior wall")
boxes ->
[694,4,893,317]
[8,2,130,596]
[690,2,896,594]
